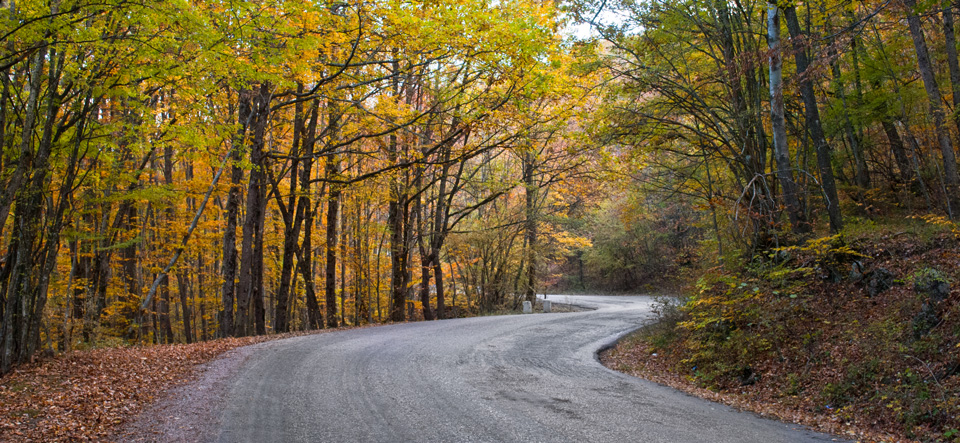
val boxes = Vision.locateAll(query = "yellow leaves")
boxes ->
[556,231,592,251]
[911,213,960,238]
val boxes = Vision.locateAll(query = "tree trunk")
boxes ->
[236,85,271,336]
[523,151,538,304]
[903,0,960,217]
[325,175,340,328]
[324,106,342,328]
[880,118,914,184]
[767,3,808,233]
[176,272,193,344]
[274,90,310,333]
[389,194,407,322]
[220,89,248,338]
[298,101,323,330]
[119,203,140,339]
[784,6,843,233]
[198,252,208,341]
[159,281,173,343]
[944,3,960,136]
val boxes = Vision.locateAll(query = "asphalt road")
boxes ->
[215,295,843,442]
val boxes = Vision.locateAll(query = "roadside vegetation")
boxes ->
[559,0,960,440]
[602,215,960,442]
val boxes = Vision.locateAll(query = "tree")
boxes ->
[902,0,960,217]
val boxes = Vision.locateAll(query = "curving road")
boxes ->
[214,295,842,442]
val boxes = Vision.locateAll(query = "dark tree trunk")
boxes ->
[274,88,309,333]
[198,252,208,341]
[388,123,410,322]
[903,0,960,216]
[119,203,140,339]
[220,89,248,338]
[323,105,342,328]
[159,142,178,343]
[784,6,843,233]
[159,282,173,343]
[236,84,271,336]
[1,46,76,374]
[176,272,193,344]
[414,160,434,321]
[298,101,323,330]
[944,4,960,136]
[431,158,449,319]
[523,151,538,304]
[880,118,914,184]
[325,168,341,328]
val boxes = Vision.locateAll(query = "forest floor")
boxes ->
[0,327,371,442]
[601,216,960,443]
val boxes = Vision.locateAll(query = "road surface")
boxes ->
[214,295,842,442]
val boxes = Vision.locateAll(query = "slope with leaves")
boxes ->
[602,216,960,443]
[0,328,362,442]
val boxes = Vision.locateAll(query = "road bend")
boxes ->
[215,295,842,443]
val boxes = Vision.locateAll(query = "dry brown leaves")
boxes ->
[0,327,362,442]
[600,230,960,443]
[600,342,915,443]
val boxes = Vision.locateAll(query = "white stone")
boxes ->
[522,301,532,314]
[542,300,552,313]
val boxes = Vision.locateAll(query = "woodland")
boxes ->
[1,0,960,439]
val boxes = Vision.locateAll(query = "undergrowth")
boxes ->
[615,215,960,442]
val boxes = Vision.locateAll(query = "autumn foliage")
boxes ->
[0,0,597,376]
[604,219,960,442]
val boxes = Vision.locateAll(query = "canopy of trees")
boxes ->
[560,0,960,276]
[3,0,960,378]
[0,0,601,375]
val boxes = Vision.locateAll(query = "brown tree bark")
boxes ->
[176,272,193,344]
[236,84,271,336]
[880,118,915,184]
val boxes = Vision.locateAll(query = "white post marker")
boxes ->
[522,301,532,314]
[542,300,552,313]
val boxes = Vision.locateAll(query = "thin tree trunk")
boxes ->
[274,89,308,333]
[220,90,248,337]
[767,3,808,233]
[944,3,960,135]
[298,102,323,330]
[903,0,960,217]
[881,118,914,184]
[199,252,208,341]
[324,110,341,328]
[784,6,843,232]
[176,272,193,344]
[523,151,538,304]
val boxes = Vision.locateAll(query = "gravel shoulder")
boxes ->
[110,343,262,442]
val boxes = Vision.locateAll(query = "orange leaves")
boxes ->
[0,331,344,442]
